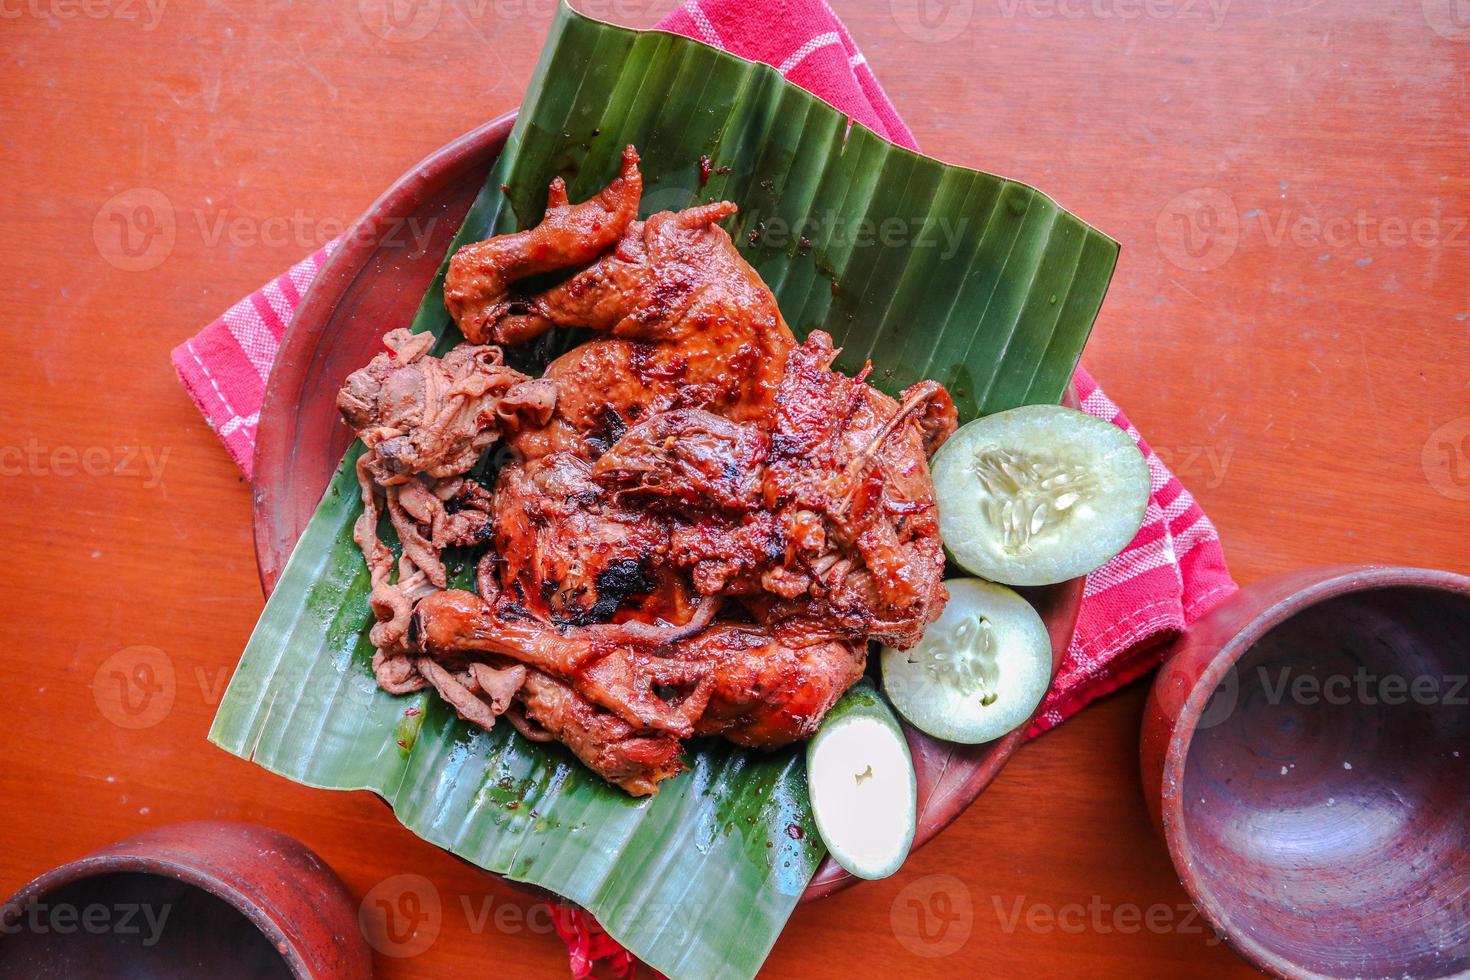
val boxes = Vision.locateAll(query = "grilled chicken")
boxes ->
[343,146,956,796]
[447,148,796,463]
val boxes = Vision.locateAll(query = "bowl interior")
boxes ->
[1180,585,1470,977]
[0,872,294,979]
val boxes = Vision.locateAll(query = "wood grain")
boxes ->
[1,0,1465,976]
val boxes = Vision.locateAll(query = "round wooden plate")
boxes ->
[251,112,1085,902]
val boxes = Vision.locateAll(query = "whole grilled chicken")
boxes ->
[344,146,957,796]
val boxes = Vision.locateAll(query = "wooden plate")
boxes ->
[251,112,1085,902]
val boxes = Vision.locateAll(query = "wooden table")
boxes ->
[3,0,1466,976]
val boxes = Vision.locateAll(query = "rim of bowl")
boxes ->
[1159,565,1470,980]
[3,852,312,979]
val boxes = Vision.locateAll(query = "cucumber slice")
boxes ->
[805,682,916,880]
[931,404,1149,586]
[881,578,1052,744]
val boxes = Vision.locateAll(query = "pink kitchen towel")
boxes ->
[173,1,1236,973]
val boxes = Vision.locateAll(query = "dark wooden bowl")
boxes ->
[1141,565,1470,979]
[252,114,1084,903]
[0,821,369,978]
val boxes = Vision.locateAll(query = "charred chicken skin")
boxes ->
[340,146,956,795]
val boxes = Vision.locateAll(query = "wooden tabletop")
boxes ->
[3,0,1467,976]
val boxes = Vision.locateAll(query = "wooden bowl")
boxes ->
[1141,565,1470,979]
[252,113,1084,902]
[0,821,369,978]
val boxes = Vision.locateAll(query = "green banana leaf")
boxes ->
[209,5,1118,978]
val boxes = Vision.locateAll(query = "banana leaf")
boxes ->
[209,5,1118,978]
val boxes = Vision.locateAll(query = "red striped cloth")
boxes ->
[172,1,1235,974]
